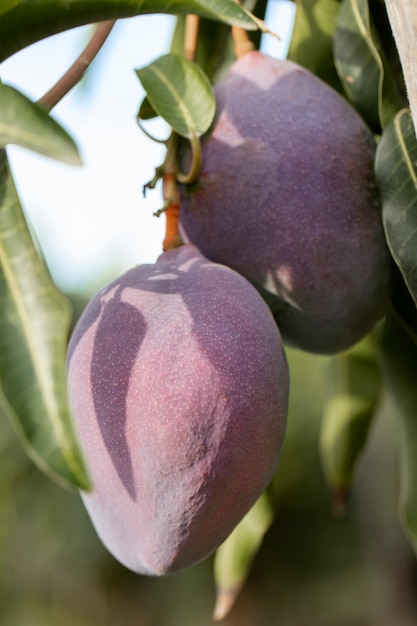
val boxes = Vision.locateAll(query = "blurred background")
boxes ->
[1,4,417,625]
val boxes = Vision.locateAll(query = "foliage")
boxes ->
[1,0,417,622]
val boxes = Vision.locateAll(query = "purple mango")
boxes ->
[67,244,288,575]
[180,52,393,354]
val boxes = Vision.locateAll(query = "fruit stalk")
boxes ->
[231,25,254,59]
[184,14,199,61]
[162,172,182,251]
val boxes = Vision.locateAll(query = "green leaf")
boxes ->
[0,0,257,62]
[287,0,342,91]
[334,0,403,131]
[170,15,234,84]
[319,334,381,511]
[213,491,274,621]
[137,96,157,122]
[0,150,90,491]
[390,277,417,345]
[135,53,215,139]
[0,84,81,165]
[375,109,417,307]
[170,0,268,84]
[379,309,417,555]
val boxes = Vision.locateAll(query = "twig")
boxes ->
[231,25,255,59]
[162,173,182,251]
[184,14,200,62]
[39,20,116,111]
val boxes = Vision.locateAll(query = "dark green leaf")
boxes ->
[390,277,417,345]
[137,96,157,122]
[287,0,342,91]
[0,0,256,62]
[375,109,417,307]
[319,334,381,509]
[334,0,403,131]
[379,309,417,555]
[135,54,215,139]
[0,150,90,491]
[0,84,81,164]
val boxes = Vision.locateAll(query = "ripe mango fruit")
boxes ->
[67,244,288,575]
[180,52,393,354]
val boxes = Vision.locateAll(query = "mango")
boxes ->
[180,52,393,354]
[67,244,288,575]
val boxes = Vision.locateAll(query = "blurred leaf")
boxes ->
[0,84,81,164]
[213,491,274,621]
[0,150,90,491]
[135,54,215,139]
[319,334,381,511]
[375,109,417,307]
[334,0,403,132]
[379,309,417,555]
[287,0,342,91]
[0,0,257,62]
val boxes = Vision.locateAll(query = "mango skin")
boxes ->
[180,52,393,354]
[67,244,288,576]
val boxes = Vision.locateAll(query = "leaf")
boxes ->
[0,83,81,164]
[137,96,157,122]
[170,0,268,84]
[170,15,234,84]
[287,0,342,91]
[379,308,417,555]
[135,54,215,139]
[213,491,274,621]
[390,276,417,345]
[0,0,257,62]
[319,334,381,512]
[0,150,90,491]
[375,109,417,308]
[334,0,403,132]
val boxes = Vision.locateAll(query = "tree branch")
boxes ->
[39,20,116,111]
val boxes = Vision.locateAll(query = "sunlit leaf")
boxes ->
[379,309,417,555]
[0,150,90,491]
[213,491,274,621]
[287,0,342,91]
[334,0,403,131]
[375,109,417,307]
[0,84,81,164]
[135,53,215,139]
[319,334,381,512]
[0,0,257,62]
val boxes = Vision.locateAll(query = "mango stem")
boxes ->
[231,26,255,59]
[162,172,182,252]
[184,15,200,61]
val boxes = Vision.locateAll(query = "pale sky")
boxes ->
[1,4,294,295]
